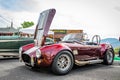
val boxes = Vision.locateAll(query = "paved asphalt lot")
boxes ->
[0,59,120,80]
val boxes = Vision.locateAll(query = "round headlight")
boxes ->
[36,49,41,58]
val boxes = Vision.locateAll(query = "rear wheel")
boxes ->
[51,51,74,75]
[103,49,114,65]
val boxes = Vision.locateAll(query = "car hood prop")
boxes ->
[23,9,56,56]
[34,9,56,47]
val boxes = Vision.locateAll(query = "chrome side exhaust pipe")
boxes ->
[75,59,103,66]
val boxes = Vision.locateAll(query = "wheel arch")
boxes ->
[50,49,75,66]
[104,46,114,56]
[48,44,74,60]
[100,44,114,58]
[103,48,115,58]
[50,49,74,75]
[40,44,75,67]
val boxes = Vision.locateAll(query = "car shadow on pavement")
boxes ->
[0,60,120,80]
[71,61,120,74]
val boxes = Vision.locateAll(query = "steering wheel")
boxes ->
[92,35,101,45]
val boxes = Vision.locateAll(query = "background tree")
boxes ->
[21,21,34,28]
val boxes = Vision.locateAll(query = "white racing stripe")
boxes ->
[24,46,39,54]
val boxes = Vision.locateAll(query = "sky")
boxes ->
[0,0,120,39]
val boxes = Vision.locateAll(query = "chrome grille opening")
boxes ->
[22,54,31,64]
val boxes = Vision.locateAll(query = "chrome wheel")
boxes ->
[52,51,74,75]
[103,49,114,65]
[107,50,113,63]
[57,54,71,71]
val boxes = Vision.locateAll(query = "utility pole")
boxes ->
[11,21,13,28]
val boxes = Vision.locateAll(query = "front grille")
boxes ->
[22,54,31,64]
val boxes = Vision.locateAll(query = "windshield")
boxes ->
[62,33,84,42]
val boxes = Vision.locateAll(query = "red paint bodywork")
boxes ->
[21,42,112,67]
[20,8,113,68]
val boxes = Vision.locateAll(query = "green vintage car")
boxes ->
[0,36,34,52]
[0,36,54,57]
[0,36,54,53]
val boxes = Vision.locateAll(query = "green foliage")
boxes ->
[114,47,120,54]
[21,21,34,28]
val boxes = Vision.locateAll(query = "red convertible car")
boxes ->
[19,9,114,75]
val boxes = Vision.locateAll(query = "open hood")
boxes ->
[34,9,56,47]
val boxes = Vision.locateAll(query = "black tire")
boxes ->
[51,51,74,75]
[103,49,114,65]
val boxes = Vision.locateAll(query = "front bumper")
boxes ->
[22,54,36,67]
[19,46,42,67]
[21,53,51,67]
[22,54,31,63]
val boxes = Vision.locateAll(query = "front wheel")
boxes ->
[103,49,114,65]
[51,51,74,75]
